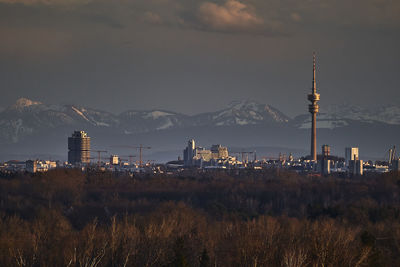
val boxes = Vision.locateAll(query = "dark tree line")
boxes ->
[0,168,399,266]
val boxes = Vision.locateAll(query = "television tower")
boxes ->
[308,53,320,161]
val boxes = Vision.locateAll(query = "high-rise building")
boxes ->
[183,139,196,167]
[319,145,331,175]
[322,144,330,158]
[68,131,91,165]
[345,147,359,166]
[348,159,363,176]
[308,53,320,161]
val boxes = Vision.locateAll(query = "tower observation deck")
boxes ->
[308,53,320,161]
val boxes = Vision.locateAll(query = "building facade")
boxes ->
[345,147,359,166]
[110,155,120,165]
[183,139,229,167]
[348,159,363,176]
[183,139,196,167]
[68,131,91,165]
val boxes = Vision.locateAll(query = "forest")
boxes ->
[0,168,399,266]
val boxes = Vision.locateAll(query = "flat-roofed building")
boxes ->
[68,131,91,165]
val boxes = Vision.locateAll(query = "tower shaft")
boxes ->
[311,113,317,161]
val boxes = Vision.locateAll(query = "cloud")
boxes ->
[142,11,163,25]
[196,0,269,34]
[198,1,263,29]
[1,0,399,37]
[290,13,302,23]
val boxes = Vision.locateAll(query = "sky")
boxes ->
[0,0,399,117]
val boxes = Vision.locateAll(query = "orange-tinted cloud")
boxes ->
[197,0,265,33]
[142,11,163,25]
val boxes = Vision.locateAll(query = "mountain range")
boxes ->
[1,98,399,162]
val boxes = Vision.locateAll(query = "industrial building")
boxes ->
[68,131,91,165]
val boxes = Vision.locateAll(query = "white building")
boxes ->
[183,139,230,167]
[110,155,120,165]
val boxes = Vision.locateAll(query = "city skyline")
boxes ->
[0,0,399,163]
[1,1,399,264]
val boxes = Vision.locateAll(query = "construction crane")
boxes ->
[92,150,108,168]
[136,145,151,167]
[231,151,255,163]
[113,145,151,167]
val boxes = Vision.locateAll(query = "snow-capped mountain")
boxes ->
[2,98,400,148]
[322,104,400,125]
[191,100,290,127]
[119,110,189,133]
[293,103,400,129]
[1,98,400,161]
[0,98,292,143]
[0,98,120,143]
[292,113,350,130]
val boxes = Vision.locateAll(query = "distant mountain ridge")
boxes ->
[292,103,400,130]
[0,98,290,144]
[2,98,400,144]
[1,98,399,161]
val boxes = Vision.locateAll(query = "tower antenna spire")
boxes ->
[312,52,316,93]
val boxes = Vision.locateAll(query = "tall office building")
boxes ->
[348,159,363,176]
[320,145,331,175]
[308,53,320,161]
[345,147,359,166]
[183,139,196,167]
[68,131,91,165]
[322,145,330,158]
